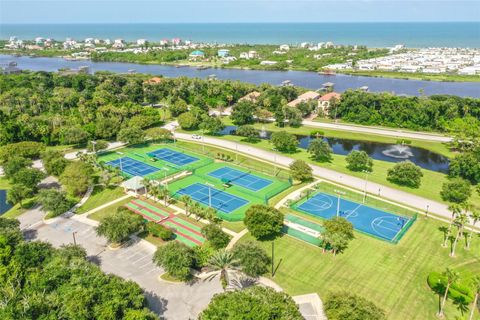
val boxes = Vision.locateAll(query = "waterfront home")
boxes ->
[144,77,163,84]
[319,92,341,114]
[35,37,45,45]
[218,49,230,57]
[172,38,182,46]
[189,50,205,60]
[279,44,290,51]
[137,39,147,46]
[239,91,261,103]
[85,38,95,44]
[287,91,320,108]
[112,39,126,49]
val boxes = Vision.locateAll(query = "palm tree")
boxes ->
[466,209,479,250]
[142,178,153,198]
[205,250,241,290]
[195,207,207,222]
[205,207,219,223]
[443,204,461,247]
[438,268,460,318]
[158,187,169,206]
[149,185,161,201]
[469,276,480,320]
[450,213,468,257]
[189,202,201,218]
[179,195,192,215]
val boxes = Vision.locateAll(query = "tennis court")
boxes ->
[147,148,199,166]
[208,166,273,191]
[295,192,412,242]
[176,183,249,214]
[106,157,160,177]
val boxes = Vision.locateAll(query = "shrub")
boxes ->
[324,292,386,320]
[153,241,195,281]
[243,204,284,239]
[387,161,423,188]
[427,272,474,304]
[146,221,173,240]
[201,224,231,249]
[346,150,373,172]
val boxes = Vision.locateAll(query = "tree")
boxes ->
[37,189,72,217]
[41,150,69,176]
[440,178,472,204]
[205,249,241,290]
[324,292,386,320]
[283,106,303,127]
[236,125,259,142]
[95,208,145,245]
[179,195,192,216]
[6,184,33,206]
[117,126,146,145]
[199,286,303,320]
[145,127,173,142]
[289,159,313,182]
[3,156,32,178]
[346,150,373,172]
[450,212,468,257]
[270,131,298,153]
[86,140,109,152]
[0,141,45,162]
[177,112,200,130]
[200,114,224,135]
[232,241,271,277]
[153,241,195,281]
[438,268,460,317]
[11,168,45,191]
[466,209,479,250]
[60,161,92,196]
[231,100,256,125]
[322,217,355,256]
[387,161,423,188]
[243,204,284,239]
[146,221,173,240]
[308,138,332,162]
[59,126,89,145]
[443,203,462,247]
[469,276,480,320]
[201,224,231,249]
[448,148,480,184]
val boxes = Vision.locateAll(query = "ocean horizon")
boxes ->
[1,22,479,48]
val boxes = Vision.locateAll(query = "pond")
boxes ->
[0,190,12,215]
[218,126,450,173]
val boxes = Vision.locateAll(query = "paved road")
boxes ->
[174,132,453,221]
[19,211,222,320]
[302,120,452,142]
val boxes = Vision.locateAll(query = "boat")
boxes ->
[197,66,209,70]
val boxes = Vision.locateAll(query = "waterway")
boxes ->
[1,54,479,97]
[219,126,450,173]
[0,190,12,215]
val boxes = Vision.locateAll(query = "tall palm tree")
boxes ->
[438,268,460,318]
[142,178,153,198]
[451,213,468,257]
[443,204,461,247]
[179,195,192,215]
[469,276,480,320]
[158,187,169,206]
[466,209,479,250]
[205,250,241,290]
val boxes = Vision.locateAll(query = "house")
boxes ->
[137,39,147,46]
[279,44,290,51]
[287,91,321,108]
[260,60,277,65]
[218,49,230,57]
[318,92,341,114]
[112,39,126,49]
[172,38,182,46]
[1,61,21,75]
[84,38,95,44]
[144,77,163,84]
[239,91,261,103]
[248,51,259,59]
[35,37,45,45]
[189,50,205,60]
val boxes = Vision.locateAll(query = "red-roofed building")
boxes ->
[319,92,341,114]
[144,77,163,85]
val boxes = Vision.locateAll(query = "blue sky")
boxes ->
[1,0,479,24]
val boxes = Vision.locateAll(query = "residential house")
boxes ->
[218,49,230,57]
[144,77,163,85]
[239,91,261,103]
[318,92,341,114]
[112,39,126,49]
[189,50,205,60]
[287,91,320,108]
[137,39,147,46]
[260,60,277,65]
[279,44,290,51]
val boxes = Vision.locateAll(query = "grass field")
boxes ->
[239,215,480,320]
[97,143,213,180]
[76,185,125,214]
[88,197,133,221]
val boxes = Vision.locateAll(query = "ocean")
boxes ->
[1,22,479,47]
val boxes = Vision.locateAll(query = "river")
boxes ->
[1,54,479,97]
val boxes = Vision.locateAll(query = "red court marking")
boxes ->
[164,218,204,237]
[130,200,172,219]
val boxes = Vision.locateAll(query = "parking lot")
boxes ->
[21,213,222,320]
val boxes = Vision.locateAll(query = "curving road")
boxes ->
[302,120,452,142]
[174,132,453,221]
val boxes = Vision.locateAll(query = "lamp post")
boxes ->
[72,231,77,246]
[91,140,97,154]
[362,170,369,204]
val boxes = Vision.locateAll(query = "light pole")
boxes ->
[362,170,369,204]
[271,241,275,277]
[426,204,429,218]
[91,140,97,154]
[72,231,77,245]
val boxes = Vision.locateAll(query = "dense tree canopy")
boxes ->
[244,204,284,239]
[270,131,298,153]
[152,241,196,281]
[440,178,472,204]
[346,150,373,172]
[289,159,313,182]
[232,241,271,277]
[324,292,386,320]
[387,161,423,188]
[199,286,303,320]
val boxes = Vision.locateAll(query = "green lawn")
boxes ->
[76,185,125,214]
[0,177,11,189]
[88,197,133,221]
[2,198,37,219]
[221,220,246,233]
[239,217,480,320]
[205,134,480,209]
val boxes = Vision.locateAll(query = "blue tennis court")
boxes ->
[176,183,249,214]
[106,157,160,177]
[147,148,198,166]
[208,167,273,191]
[295,192,412,242]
